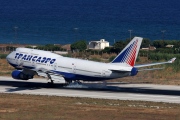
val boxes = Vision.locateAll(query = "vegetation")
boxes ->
[0,54,7,59]
[6,46,16,51]
[71,40,87,51]
[141,38,151,48]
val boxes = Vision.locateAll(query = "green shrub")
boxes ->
[0,54,7,59]
[109,56,116,62]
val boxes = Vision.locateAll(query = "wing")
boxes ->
[134,57,176,68]
[21,67,66,83]
[138,68,164,71]
[35,68,66,83]
[134,57,176,71]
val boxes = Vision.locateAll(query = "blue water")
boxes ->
[0,0,180,45]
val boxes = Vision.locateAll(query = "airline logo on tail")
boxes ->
[119,40,138,66]
[111,37,142,67]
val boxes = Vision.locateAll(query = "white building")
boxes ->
[166,45,174,48]
[88,39,109,50]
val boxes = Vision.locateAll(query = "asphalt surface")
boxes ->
[0,76,180,103]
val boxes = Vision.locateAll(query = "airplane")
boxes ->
[6,37,176,85]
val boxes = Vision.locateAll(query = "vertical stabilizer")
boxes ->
[111,37,143,66]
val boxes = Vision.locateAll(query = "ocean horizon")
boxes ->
[0,0,180,45]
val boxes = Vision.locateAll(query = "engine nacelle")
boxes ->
[131,67,138,76]
[11,70,33,80]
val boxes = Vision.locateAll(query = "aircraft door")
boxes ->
[72,63,76,73]
[102,70,108,77]
[15,58,21,66]
[15,54,23,66]
[54,62,57,70]
[102,70,106,77]
[31,57,36,67]
[31,51,37,67]
[16,58,19,65]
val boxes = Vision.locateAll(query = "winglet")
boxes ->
[111,37,143,67]
[168,57,176,63]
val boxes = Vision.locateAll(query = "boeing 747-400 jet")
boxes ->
[6,37,176,85]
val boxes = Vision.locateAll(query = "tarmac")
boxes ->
[0,76,180,103]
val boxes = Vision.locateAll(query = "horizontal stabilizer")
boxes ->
[138,68,164,71]
[135,57,176,68]
[109,69,130,73]
[168,57,176,63]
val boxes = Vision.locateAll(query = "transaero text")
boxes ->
[15,53,56,64]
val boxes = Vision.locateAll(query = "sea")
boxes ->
[0,0,180,45]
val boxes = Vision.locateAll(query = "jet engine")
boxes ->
[11,70,33,80]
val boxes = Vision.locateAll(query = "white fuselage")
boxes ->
[6,48,133,81]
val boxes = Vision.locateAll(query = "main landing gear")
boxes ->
[47,79,55,87]
[73,80,82,85]
[46,73,55,87]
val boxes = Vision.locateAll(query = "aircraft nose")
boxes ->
[6,52,11,59]
[6,51,14,61]
[6,54,10,60]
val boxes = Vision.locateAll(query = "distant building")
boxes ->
[88,39,109,50]
[141,45,156,51]
[166,45,174,48]
[0,44,28,53]
[61,44,71,51]
[30,45,37,49]
[53,51,68,55]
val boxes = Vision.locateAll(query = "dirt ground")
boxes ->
[0,93,180,120]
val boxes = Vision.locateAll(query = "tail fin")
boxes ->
[111,37,143,67]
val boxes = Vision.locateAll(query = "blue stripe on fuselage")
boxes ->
[51,70,111,81]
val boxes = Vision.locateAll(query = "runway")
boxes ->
[0,76,180,103]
